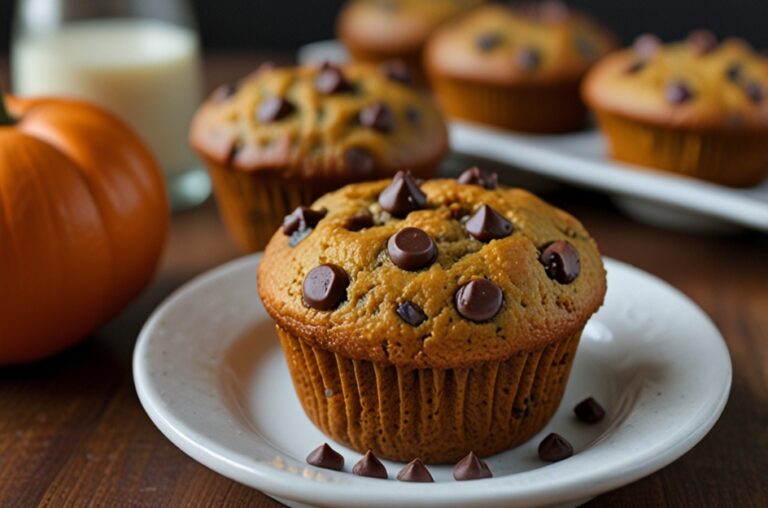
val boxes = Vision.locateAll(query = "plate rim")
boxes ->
[134,254,732,507]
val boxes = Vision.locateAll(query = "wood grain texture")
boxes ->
[0,55,766,507]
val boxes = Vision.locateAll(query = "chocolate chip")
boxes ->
[315,64,352,94]
[626,60,647,74]
[539,240,580,284]
[574,35,596,59]
[665,81,694,104]
[457,166,498,189]
[726,63,743,82]
[387,227,436,271]
[378,171,427,217]
[396,301,427,326]
[359,102,395,133]
[382,60,412,85]
[745,81,764,103]
[306,443,344,470]
[687,29,718,55]
[345,209,374,231]
[303,264,349,311]
[574,397,606,423]
[633,33,661,57]
[396,459,433,482]
[257,96,295,123]
[539,0,569,22]
[346,148,375,176]
[405,106,421,125]
[453,451,493,481]
[289,228,312,247]
[211,83,236,102]
[516,46,542,70]
[455,279,503,322]
[538,433,573,462]
[476,32,503,52]
[352,450,388,479]
[282,206,327,235]
[465,205,513,242]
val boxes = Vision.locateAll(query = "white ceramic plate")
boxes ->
[134,254,731,508]
[297,40,768,234]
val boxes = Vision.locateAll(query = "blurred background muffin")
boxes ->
[424,1,617,132]
[583,31,768,187]
[337,0,484,84]
[190,62,448,252]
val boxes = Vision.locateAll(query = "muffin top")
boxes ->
[582,31,768,130]
[258,169,606,369]
[190,63,448,179]
[424,2,617,86]
[337,0,484,57]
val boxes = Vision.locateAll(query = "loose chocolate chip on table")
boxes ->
[382,60,412,85]
[745,81,764,103]
[625,60,647,74]
[306,443,345,470]
[345,209,374,231]
[726,63,743,82]
[359,102,396,133]
[378,171,427,217]
[538,433,573,462]
[455,279,503,322]
[539,240,580,284]
[388,227,437,271]
[346,147,376,176]
[516,46,542,70]
[687,29,718,54]
[352,450,388,479]
[476,32,503,52]
[465,205,513,242]
[396,459,434,482]
[453,451,493,481]
[282,206,327,235]
[303,264,350,311]
[457,166,498,189]
[574,397,606,423]
[632,33,661,57]
[396,301,427,327]
[315,63,352,94]
[257,96,295,123]
[665,81,694,104]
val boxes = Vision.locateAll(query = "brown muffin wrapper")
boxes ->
[429,74,587,133]
[277,325,582,464]
[594,111,768,188]
[205,163,328,252]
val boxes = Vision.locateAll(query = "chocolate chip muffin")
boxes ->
[258,168,606,463]
[190,63,448,252]
[337,0,484,84]
[424,2,617,132]
[583,31,768,187]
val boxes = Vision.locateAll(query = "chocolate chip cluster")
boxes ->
[627,30,764,106]
[284,168,582,328]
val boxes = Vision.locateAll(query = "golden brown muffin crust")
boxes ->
[424,3,617,86]
[190,63,448,179]
[337,0,484,58]
[583,36,768,130]
[258,177,606,369]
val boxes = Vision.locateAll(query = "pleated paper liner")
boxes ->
[428,74,587,133]
[278,325,582,464]
[595,111,768,188]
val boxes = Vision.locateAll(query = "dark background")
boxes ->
[0,0,767,51]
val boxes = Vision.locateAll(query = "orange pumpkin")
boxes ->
[0,94,168,364]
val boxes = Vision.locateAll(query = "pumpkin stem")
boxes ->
[0,94,17,126]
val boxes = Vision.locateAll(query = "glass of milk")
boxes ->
[12,0,210,212]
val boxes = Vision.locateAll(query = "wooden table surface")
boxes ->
[1,55,766,507]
